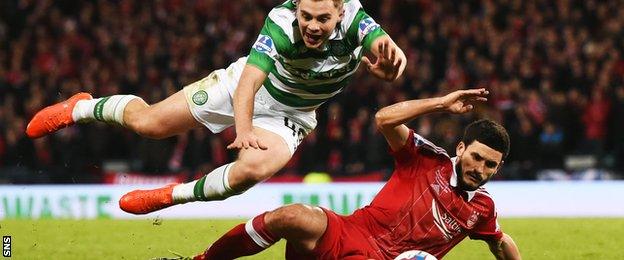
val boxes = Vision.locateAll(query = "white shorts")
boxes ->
[182,57,317,154]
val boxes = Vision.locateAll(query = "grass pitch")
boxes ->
[3,218,623,259]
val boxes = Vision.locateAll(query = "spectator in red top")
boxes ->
[582,88,611,154]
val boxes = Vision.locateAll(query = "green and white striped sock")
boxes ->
[172,163,238,203]
[72,95,138,125]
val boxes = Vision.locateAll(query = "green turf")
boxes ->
[2,218,623,259]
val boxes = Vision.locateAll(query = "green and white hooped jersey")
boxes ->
[247,0,387,110]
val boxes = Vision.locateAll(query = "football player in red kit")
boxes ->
[178,88,521,260]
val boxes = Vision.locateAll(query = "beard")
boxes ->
[455,159,491,191]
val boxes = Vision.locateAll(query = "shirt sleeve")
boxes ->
[469,207,504,241]
[390,130,451,165]
[346,8,388,51]
[247,17,288,73]
[389,129,418,165]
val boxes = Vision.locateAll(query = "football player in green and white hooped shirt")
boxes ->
[25,0,406,214]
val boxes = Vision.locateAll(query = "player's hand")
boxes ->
[227,130,268,150]
[439,88,489,114]
[362,38,406,81]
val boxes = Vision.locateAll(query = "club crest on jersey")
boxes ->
[359,18,380,38]
[466,211,480,228]
[192,90,208,105]
[253,35,275,56]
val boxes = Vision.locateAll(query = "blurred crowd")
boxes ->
[1,0,623,183]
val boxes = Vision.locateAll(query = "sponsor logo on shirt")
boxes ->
[432,200,462,241]
[253,35,275,55]
[281,59,356,80]
[359,18,380,38]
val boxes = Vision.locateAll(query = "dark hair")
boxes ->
[461,119,510,159]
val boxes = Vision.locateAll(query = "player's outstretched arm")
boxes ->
[228,64,269,150]
[487,233,522,260]
[374,88,488,151]
[361,35,407,82]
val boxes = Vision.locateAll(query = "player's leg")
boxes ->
[118,126,293,214]
[173,126,293,201]
[117,57,310,214]
[25,89,202,139]
[121,90,203,139]
[265,204,328,252]
[195,204,328,260]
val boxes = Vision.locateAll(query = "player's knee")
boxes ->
[267,204,310,230]
[266,204,325,251]
[126,113,169,139]
[236,160,276,183]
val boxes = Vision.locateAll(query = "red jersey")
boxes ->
[347,130,503,259]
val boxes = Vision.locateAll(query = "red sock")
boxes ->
[195,212,279,260]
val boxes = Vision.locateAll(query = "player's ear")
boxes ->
[335,1,344,22]
[339,8,345,21]
[495,160,505,173]
[456,141,465,157]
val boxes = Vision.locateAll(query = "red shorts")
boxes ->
[286,207,382,260]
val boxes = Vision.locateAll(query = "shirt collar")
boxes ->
[450,157,476,202]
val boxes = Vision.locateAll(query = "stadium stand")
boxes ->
[0,0,622,184]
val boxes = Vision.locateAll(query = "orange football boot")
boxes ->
[119,183,179,215]
[25,92,93,138]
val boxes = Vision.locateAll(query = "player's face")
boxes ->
[455,141,503,191]
[296,0,344,50]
